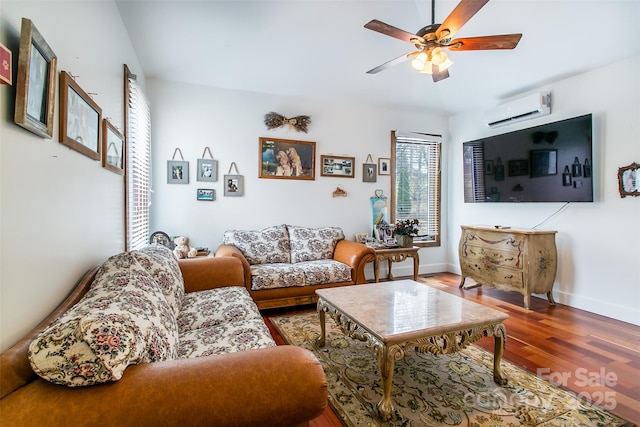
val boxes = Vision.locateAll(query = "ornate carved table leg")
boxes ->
[412,253,419,281]
[375,344,397,421]
[493,324,508,385]
[316,301,327,347]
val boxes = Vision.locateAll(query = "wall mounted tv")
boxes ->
[463,114,593,203]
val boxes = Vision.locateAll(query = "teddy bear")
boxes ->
[172,236,198,259]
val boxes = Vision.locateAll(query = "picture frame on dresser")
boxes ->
[14,18,57,138]
[101,119,125,174]
[59,71,102,160]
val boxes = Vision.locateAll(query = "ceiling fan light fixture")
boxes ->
[410,51,428,71]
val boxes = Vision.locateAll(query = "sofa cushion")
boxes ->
[28,252,179,387]
[249,263,306,290]
[223,224,290,265]
[177,286,263,332]
[132,244,185,317]
[297,259,352,285]
[178,318,276,358]
[288,226,344,263]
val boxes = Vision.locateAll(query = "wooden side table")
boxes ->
[373,246,420,282]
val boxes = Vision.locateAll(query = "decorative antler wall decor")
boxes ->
[264,112,311,133]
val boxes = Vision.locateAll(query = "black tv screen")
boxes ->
[463,114,593,203]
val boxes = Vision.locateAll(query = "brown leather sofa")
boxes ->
[216,239,376,309]
[0,255,328,427]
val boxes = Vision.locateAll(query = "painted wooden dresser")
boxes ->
[458,225,557,309]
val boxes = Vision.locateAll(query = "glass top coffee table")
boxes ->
[315,280,509,421]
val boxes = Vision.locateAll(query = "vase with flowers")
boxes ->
[394,219,419,248]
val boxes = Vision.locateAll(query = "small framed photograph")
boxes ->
[197,158,217,182]
[14,18,57,138]
[259,137,315,180]
[378,158,391,175]
[363,163,377,182]
[484,160,494,175]
[321,155,355,178]
[101,119,124,174]
[168,160,189,184]
[59,71,102,160]
[224,175,244,196]
[618,162,639,198]
[196,188,215,201]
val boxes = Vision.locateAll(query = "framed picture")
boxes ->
[363,163,377,182]
[0,42,11,85]
[101,119,124,174]
[196,188,215,201]
[484,160,494,175]
[530,149,558,177]
[168,160,189,184]
[618,162,639,198]
[224,175,244,197]
[321,155,355,178]
[197,158,217,182]
[14,18,57,138]
[378,158,391,175]
[508,159,529,177]
[59,71,102,160]
[259,137,315,180]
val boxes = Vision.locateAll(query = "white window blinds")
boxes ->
[125,66,151,250]
[463,141,486,202]
[392,131,442,245]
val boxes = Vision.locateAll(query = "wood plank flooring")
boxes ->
[263,272,640,426]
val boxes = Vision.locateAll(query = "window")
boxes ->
[124,65,151,250]
[391,131,442,247]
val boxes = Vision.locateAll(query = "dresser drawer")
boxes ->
[463,245,522,270]
[462,261,524,289]
[462,229,525,253]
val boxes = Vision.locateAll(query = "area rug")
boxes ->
[269,311,632,427]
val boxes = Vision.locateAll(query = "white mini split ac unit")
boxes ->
[484,92,551,128]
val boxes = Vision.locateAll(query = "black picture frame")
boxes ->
[530,149,558,177]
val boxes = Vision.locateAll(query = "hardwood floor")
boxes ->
[263,273,640,426]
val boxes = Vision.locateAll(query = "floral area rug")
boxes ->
[269,311,633,427]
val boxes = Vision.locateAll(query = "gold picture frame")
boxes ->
[102,119,125,174]
[14,18,57,138]
[59,71,102,160]
[259,137,316,180]
[618,162,639,198]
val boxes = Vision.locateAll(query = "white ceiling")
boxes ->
[116,0,640,115]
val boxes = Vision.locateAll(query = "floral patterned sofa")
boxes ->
[215,224,376,309]
[0,245,327,427]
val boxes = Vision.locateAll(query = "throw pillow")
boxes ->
[223,224,291,265]
[288,225,344,263]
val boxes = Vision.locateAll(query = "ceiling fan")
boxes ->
[364,0,522,82]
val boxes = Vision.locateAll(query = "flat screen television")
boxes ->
[463,114,593,203]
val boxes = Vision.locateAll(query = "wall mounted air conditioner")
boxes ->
[484,92,551,128]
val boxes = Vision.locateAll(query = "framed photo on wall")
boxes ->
[378,158,390,175]
[196,189,215,201]
[321,155,355,178]
[14,18,57,138]
[224,175,244,196]
[168,160,189,184]
[101,119,125,174]
[59,71,102,160]
[259,137,315,180]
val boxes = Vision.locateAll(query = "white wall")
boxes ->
[0,1,144,351]
[447,55,640,325]
[147,79,450,280]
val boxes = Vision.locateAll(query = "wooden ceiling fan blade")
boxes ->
[366,53,411,74]
[447,34,522,51]
[432,68,450,83]
[364,19,425,45]
[436,0,489,41]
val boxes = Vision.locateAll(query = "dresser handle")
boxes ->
[504,275,513,279]
[505,257,514,262]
